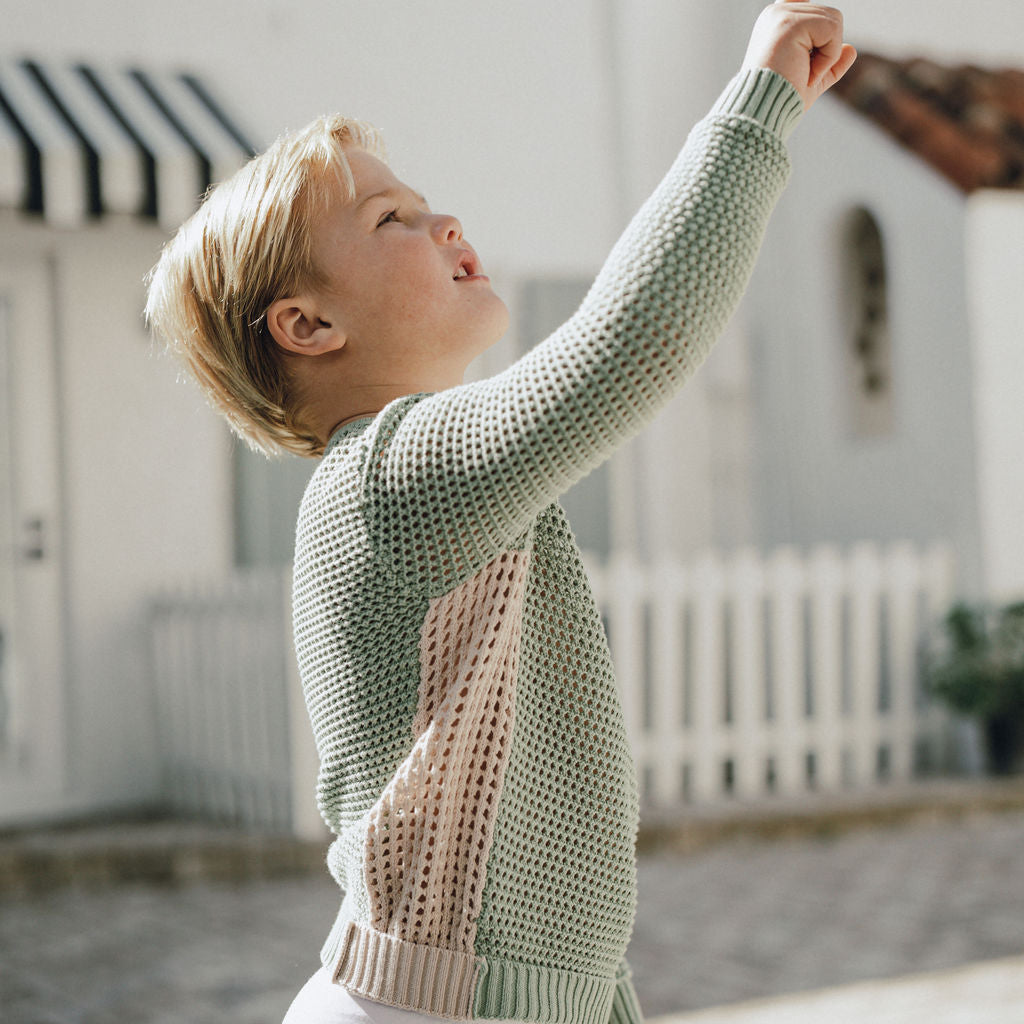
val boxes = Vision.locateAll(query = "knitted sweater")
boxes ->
[292,68,803,1024]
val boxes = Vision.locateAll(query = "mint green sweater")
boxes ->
[292,68,802,1024]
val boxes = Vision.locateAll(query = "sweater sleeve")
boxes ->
[362,68,803,591]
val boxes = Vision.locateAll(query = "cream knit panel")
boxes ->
[363,549,530,953]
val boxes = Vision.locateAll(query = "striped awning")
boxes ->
[0,58,256,229]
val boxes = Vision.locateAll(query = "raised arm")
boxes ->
[368,4,855,591]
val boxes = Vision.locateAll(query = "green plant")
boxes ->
[925,600,1024,774]
[928,601,1024,715]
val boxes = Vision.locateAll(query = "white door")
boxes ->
[0,258,67,822]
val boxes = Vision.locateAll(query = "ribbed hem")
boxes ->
[330,921,480,1020]
[710,67,805,141]
[473,955,616,1024]
[322,914,622,1023]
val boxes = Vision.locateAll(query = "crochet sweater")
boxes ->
[292,68,803,1024]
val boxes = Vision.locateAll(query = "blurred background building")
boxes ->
[1,0,1022,830]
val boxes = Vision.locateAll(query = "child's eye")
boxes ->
[377,209,400,227]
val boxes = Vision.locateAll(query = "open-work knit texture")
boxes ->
[292,68,803,1024]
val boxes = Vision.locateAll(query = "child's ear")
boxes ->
[265,296,346,356]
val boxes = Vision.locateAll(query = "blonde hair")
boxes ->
[145,115,387,457]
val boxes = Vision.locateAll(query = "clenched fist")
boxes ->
[743,0,857,110]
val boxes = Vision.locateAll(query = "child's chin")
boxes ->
[486,297,511,341]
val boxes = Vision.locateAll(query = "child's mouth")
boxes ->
[453,251,486,281]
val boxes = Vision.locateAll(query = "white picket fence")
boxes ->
[148,540,956,835]
[586,541,957,806]
[148,567,318,836]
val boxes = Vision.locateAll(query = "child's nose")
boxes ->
[431,214,463,243]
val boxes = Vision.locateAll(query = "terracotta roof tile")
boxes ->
[831,51,1024,192]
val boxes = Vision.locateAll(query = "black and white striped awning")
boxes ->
[0,57,256,229]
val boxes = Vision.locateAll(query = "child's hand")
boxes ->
[743,0,857,111]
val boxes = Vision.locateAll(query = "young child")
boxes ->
[146,4,855,1022]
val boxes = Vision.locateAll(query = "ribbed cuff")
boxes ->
[710,67,805,141]
[331,921,480,1019]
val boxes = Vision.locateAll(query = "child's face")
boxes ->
[308,148,509,387]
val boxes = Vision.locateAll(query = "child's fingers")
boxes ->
[817,42,858,92]
[808,34,845,86]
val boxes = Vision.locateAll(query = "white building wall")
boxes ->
[745,98,986,594]
[964,190,1024,604]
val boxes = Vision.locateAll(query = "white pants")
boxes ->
[283,967,452,1024]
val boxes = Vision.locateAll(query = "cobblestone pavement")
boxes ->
[2,808,1024,1023]
[631,809,1024,1015]
[660,956,1024,1024]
